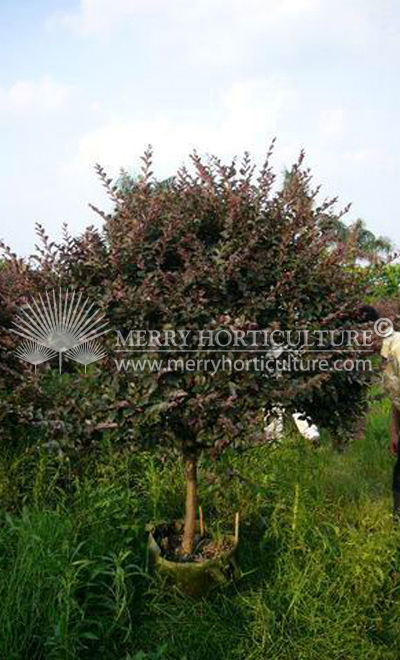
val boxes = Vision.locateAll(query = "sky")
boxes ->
[0,0,399,255]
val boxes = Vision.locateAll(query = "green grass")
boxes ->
[1,396,400,659]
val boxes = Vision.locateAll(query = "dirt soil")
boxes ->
[154,524,234,563]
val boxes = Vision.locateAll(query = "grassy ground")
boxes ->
[1,395,400,659]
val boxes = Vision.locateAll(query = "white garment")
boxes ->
[264,406,285,441]
[292,412,320,441]
[381,330,400,410]
[264,407,320,443]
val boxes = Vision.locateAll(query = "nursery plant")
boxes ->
[1,146,376,566]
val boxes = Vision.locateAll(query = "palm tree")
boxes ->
[347,219,393,264]
[283,168,394,263]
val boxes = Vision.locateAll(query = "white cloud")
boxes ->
[0,75,74,116]
[48,0,321,37]
[70,77,296,177]
[48,0,174,35]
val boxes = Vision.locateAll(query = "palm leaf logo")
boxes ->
[14,340,56,374]
[66,340,107,373]
[12,288,109,373]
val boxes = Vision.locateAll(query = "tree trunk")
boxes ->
[181,453,198,555]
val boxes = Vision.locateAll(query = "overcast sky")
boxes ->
[1,0,399,255]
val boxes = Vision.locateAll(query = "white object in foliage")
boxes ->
[292,412,320,442]
[264,408,320,443]
[264,406,285,441]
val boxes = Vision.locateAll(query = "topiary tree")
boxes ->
[1,146,375,555]
[66,147,377,553]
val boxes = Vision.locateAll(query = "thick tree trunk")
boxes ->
[181,454,198,555]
